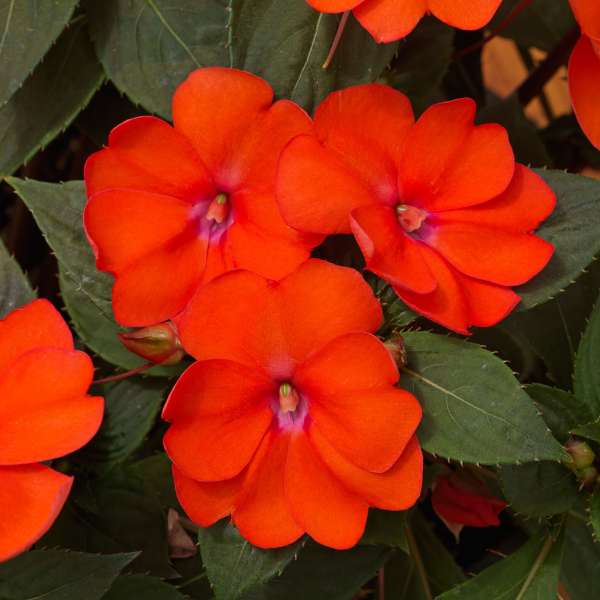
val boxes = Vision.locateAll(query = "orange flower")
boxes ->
[84,68,324,327]
[0,300,104,562]
[162,260,423,549]
[275,85,555,334]
[306,0,502,43]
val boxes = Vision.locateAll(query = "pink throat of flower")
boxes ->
[396,204,427,233]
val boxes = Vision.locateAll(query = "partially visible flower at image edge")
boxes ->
[84,67,324,328]
[162,259,423,549]
[0,299,104,563]
[304,0,502,43]
[275,85,556,334]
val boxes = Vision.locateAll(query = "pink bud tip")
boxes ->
[396,204,427,233]
[279,383,300,413]
[206,193,229,224]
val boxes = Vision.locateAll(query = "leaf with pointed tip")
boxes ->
[359,509,409,553]
[399,332,569,465]
[102,574,187,600]
[0,549,137,600]
[571,420,600,442]
[0,238,35,318]
[87,0,229,120]
[229,0,399,115]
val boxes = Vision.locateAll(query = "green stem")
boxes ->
[406,524,433,600]
[515,535,554,600]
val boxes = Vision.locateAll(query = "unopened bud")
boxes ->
[117,322,185,366]
[573,465,598,488]
[383,333,408,367]
[279,383,300,413]
[566,438,596,470]
[206,193,228,224]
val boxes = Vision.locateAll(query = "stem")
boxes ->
[378,567,384,600]
[323,10,350,70]
[406,524,433,600]
[514,535,554,600]
[518,24,580,106]
[453,0,537,61]
[179,516,199,533]
[178,572,207,589]
[91,362,154,384]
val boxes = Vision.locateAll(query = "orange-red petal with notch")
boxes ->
[428,0,503,32]
[285,422,368,549]
[350,205,436,294]
[172,68,273,191]
[178,260,382,375]
[569,35,600,151]
[423,221,553,286]
[398,99,514,212]
[293,332,421,473]
[229,186,324,281]
[163,359,276,482]
[311,427,423,511]
[0,348,103,465]
[0,299,73,377]
[276,135,383,235]
[233,423,304,548]
[569,0,600,42]
[84,116,216,201]
[306,0,364,13]
[353,0,427,43]
[0,464,73,563]
[173,464,243,528]
[432,165,556,232]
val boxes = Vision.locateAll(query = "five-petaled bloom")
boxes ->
[84,68,324,327]
[162,260,423,549]
[0,299,104,563]
[431,469,508,538]
[304,0,502,43]
[275,85,555,334]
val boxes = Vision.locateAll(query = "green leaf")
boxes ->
[73,375,168,472]
[359,509,409,553]
[0,0,80,105]
[229,0,398,115]
[571,420,600,442]
[574,289,600,418]
[59,264,186,377]
[0,19,104,176]
[241,540,392,600]
[41,467,178,579]
[0,238,35,318]
[131,453,178,508]
[511,259,600,391]
[513,170,600,310]
[376,283,419,333]
[198,519,304,600]
[437,522,565,600]
[7,178,115,320]
[561,504,600,600]
[590,488,600,545]
[102,575,187,600]
[399,331,569,465]
[0,549,137,600]
[87,0,229,120]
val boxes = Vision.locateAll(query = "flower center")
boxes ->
[396,204,427,233]
[279,382,300,414]
[206,193,229,224]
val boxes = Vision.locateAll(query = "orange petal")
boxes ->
[285,422,368,549]
[0,464,72,563]
[163,360,276,481]
[202,227,235,286]
[569,35,600,151]
[398,98,514,212]
[0,348,103,464]
[568,0,600,42]
[428,0,502,31]
[0,299,73,376]
[350,205,436,293]
[353,0,427,43]
[178,260,382,377]
[228,186,324,280]
[306,0,363,12]
[84,116,216,201]
[294,332,421,473]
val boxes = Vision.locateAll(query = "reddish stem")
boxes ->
[323,10,350,70]
[91,362,154,384]
[452,0,537,61]
[378,567,385,600]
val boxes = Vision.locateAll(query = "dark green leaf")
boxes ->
[229,0,398,115]
[0,549,136,600]
[376,283,419,334]
[359,509,408,553]
[198,519,304,600]
[87,0,229,120]
[400,331,568,464]
[571,420,600,442]
[0,238,35,318]
[513,170,600,310]
[131,453,178,508]
[561,504,600,600]
[7,178,115,320]
[0,20,104,176]
[0,0,80,105]
[102,575,187,600]
[590,488,600,545]
[438,523,565,600]
[73,375,168,471]
[511,258,600,391]
[241,539,392,600]
[40,467,177,579]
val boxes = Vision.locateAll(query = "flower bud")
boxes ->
[573,465,598,488]
[117,322,186,366]
[383,333,408,367]
[565,438,596,470]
